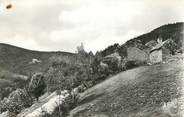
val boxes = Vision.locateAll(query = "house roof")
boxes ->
[150,39,169,53]
[104,52,120,59]
[103,52,121,62]
[150,43,162,53]
[145,40,157,48]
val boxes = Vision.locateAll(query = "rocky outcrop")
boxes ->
[17,90,69,117]
[0,111,8,117]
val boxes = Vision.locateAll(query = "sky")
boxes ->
[0,0,183,53]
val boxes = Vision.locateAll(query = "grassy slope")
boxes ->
[0,67,27,85]
[0,67,29,99]
[69,60,184,117]
[0,43,75,99]
[0,43,75,75]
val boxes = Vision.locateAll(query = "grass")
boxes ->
[0,67,28,99]
[69,60,184,117]
[0,43,75,75]
[0,43,76,99]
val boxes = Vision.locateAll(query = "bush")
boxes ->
[29,73,46,101]
[0,88,33,114]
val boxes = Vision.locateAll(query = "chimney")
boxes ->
[157,38,162,44]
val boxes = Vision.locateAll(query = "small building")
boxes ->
[100,61,108,69]
[102,52,122,66]
[29,58,42,64]
[149,38,170,64]
[127,47,148,63]
[100,52,122,72]
[149,43,163,64]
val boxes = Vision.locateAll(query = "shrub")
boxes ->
[0,88,33,114]
[29,73,46,101]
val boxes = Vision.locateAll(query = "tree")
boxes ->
[28,73,46,101]
[101,43,120,57]
[76,43,90,64]
[164,39,178,55]
[76,43,85,54]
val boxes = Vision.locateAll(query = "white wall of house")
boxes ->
[149,49,162,64]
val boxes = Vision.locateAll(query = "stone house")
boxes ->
[100,52,122,70]
[127,38,170,65]
[149,43,163,64]
[127,47,148,64]
[148,38,170,64]
[102,52,122,65]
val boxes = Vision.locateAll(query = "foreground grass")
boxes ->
[69,60,184,117]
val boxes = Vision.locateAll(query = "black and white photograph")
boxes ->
[0,0,184,117]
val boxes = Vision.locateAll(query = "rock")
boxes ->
[0,111,8,117]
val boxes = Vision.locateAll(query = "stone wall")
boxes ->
[127,47,148,63]
[149,49,162,64]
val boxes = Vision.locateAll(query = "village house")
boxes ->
[126,38,171,65]
[101,52,122,68]
[149,40,163,64]
[127,47,148,64]
[148,38,170,64]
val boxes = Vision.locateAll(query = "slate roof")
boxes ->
[150,39,169,53]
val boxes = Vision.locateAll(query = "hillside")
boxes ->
[0,22,183,116]
[0,23,183,74]
[0,43,76,100]
[128,22,183,45]
[0,67,28,99]
[101,22,184,57]
[69,57,184,117]
[0,43,76,75]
